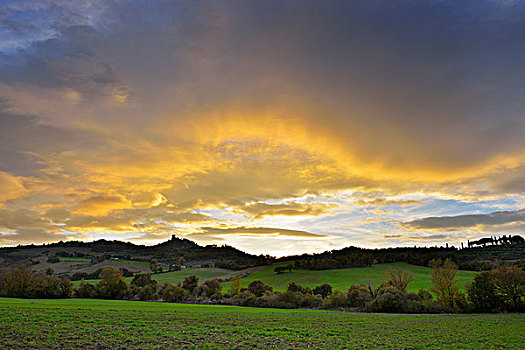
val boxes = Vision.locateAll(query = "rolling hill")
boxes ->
[75,262,477,293]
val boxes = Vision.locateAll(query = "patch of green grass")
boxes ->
[0,298,522,349]
[222,262,477,292]
[151,268,234,284]
[58,257,91,263]
[104,259,149,266]
[72,267,234,286]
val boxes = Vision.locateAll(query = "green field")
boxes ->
[151,267,233,284]
[105,259,150,266]
[0,298,522,349]
[221,262,477,292]
[72,267,235,286]
[72,263,477,292]
[58,256,91,263]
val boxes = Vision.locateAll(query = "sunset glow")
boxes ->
[1,1,525,256]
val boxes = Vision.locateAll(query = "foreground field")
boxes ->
[1,298,522,349]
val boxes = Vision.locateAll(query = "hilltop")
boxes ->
[0,235,271,278]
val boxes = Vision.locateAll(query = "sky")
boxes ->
[1,0,525,257]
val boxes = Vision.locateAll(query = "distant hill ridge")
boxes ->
[0,235,523,276]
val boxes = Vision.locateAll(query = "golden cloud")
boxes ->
[239,201,337,218]
[74,195,132,216]
[0,172,27,205]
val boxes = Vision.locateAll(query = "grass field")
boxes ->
[71,262,477,292]
[58,256,91,263]
[105,259,150,266]
[72,267,236,286]
[221,262,478,292]
[0,298,522,349]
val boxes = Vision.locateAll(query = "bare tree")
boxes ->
[386,267,414,293]
[429,258,460,310]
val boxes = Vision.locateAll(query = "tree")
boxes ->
[131,273,157,287]
[3,265,32,298]
[138,285,157,301]
[313,283,333,298]
[386,267,414,293]
[429,259,461,311]
[287,282,306,294]
[47,255,60,263]
[228,275,241,296]
[203,279,221,297]
[182,275,199,294]
[96,267,129,299]
[365,286,408,313]
[75,280,96,298]
[274,266,287,274]
[162,285,189,302]
[466,272,499,312]
[248,280,272,297]
[490,266,525,311]
[347,285,371,308]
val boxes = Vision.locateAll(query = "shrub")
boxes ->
[238,290,257,306]
[47,255,60,264]
[347,285,371,308]
[162,285,189,302]
[131,273,157,287]
[287,282,309,294]
[138,285,158,301]
[182,275,199,293]
[365,287,408,313]
[313,283,332,298]
[203,279,221,297]
[322,290,347,309]
[75,280,96,298]
[228,275,241,296]
[248,280,272,297]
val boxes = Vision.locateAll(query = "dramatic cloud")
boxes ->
[1,0,525,254]
[240,201,337,219]
[405,209,525,230]
[0,172,27,204]
[74,195,132,216]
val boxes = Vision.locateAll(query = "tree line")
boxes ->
[1,260,523,313]
[285,245,524,271]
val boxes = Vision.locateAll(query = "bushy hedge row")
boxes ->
[1,262,523,313]
[0,265,72,298]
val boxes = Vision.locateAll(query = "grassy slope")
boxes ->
[0,298,522,349]
[72,267,235,286]
[71,262,477,292]
[58,257,91,262]
[222,262,478,292]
